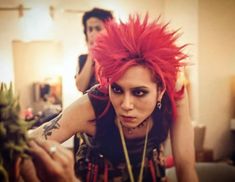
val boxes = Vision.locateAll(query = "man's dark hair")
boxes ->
[82,8,113,39]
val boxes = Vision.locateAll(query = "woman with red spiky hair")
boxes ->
[29,15,198,182]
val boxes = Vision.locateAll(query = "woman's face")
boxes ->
[109,65,163,128]
[86,17,105,48]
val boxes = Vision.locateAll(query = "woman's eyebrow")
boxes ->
[112,82,149,90]
[131,86,149,90]
[111,82,122,88]
[111,82,120,87]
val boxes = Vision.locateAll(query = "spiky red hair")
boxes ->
[92,14,187,119]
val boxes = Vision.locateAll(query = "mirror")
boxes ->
[12,40,63,122]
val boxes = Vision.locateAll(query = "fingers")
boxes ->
[29,139,56,168]
[28,140,55,181]
[28,139,76,182]
[29,140,73,171]
[20,159,40,182]
[29,139,74,165]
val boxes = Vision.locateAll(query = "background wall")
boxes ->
[198,0,235,159]
[0,0,234,159]
[12,40,63,110]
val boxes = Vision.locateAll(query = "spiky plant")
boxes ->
[0,82,31,182]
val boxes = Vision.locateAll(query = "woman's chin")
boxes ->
[120,121,138,129]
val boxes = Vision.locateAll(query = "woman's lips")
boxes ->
[121,115,135,123]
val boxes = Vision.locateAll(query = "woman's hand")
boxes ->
[29,139,80,182]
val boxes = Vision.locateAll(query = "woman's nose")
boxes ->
[121,94,134,111]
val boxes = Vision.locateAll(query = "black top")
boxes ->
[78,54,97,92]
[75,85,169,181]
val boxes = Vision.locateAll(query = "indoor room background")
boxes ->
[0,0,235,161]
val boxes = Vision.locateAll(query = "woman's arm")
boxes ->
[170,91,198,182]
[75,54,94,92]
[22,95,95,181]
[29,94,96,143]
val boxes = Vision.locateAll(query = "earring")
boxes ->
[156,101,162,110]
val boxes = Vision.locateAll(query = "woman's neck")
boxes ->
[117,117,153,139]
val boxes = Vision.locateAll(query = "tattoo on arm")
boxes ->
[42,113,62,139]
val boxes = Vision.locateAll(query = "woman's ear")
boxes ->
[157,87,165,102]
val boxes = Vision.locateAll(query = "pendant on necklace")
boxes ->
[123,126,135,134]
[122,119,148,135]
[127,128,133,134]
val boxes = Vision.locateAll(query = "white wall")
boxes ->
[199,0,235,159]
[164,0,199,122]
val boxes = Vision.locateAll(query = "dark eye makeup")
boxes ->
[111,83,123,94]
[88,26,102,33]
[132,89,148,97]
[111,83,149,97]
[95,26,102,31]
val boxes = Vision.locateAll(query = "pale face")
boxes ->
[109,65,163,129]
[86,17,105,47]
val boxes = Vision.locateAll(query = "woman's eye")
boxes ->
[111,85,122,94]
[95,26,102,32]
[88,27,93,32]
[132,90,147,97]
